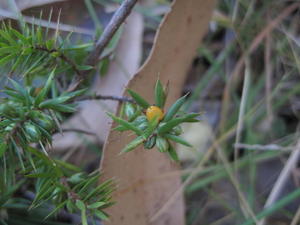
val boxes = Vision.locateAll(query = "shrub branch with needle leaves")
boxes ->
[0,23,114,225]
[0,22,95,85]
[107,80,201,161]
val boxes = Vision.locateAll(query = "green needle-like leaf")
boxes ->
[75,200,86,211]
[113,125,129,132]
[158,113,199,135]
[0,54,16,66]
[120,136,144,154]
[45,200,68,220]
[39,96,70,107]
[0,142,7,158]
[61,88,87,99]
[76,200,88,225]
[154,80,166,108]
[142,115,160,139]
[124,102,136,120]
[35,68,56,106]
[95,210,109,220]
[83,179,115,201]
[164,133,192,147]
[87,201,106,209]
[39,102,76,112]
[8,78,31,106]
[167,144,179,161]
[128,105,141,122]
[163,93,188,122]
[155,136,169,152]
[3,89,24,102]
[107,112,143,135]
[127,89,150,109]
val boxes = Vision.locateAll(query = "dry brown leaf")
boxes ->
[100,0,216,225]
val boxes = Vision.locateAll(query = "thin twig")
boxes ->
[215,136,259,223]
[61,128,96,136]
[291,204,300,225]
[87,0,139,66]
[234,143,294,152]
[67,0,139,92]
[76,94,134,103]
[35,46,84,78]
[258,139,300,225]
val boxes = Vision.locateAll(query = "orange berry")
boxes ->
[146,106,164,121]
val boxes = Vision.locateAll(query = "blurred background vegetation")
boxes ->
[1,0,300,225]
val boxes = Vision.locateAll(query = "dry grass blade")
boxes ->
[291,205,300,225]
[258,139,300,225]
[265,12,274,127]
[215,137,258,223]
[234,58,250,169]
[233,2,300,81]
[234,143,294,152]
[219,2,300,130]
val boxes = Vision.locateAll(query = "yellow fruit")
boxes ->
[146,106,164,121]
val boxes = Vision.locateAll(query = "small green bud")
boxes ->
[132,116,147,126]
[124,103,136,119]
[158,122,166,129]
[144,135,156,149]
[137,122,148,131]
[22,47,33,55]
[30,111,54,131]
[24,122,41,142]
[50,51,60,58]
[4,123,15,132]
[67,173,84,184]
[52,187,62,201]
[1,102,19,117]
[66,199,76,213]
[171,125,183,135]
[46,39,55,50]
[156,136,169,152]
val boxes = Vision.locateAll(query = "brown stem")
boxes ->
[87,0,139,66]
[38,0,139,92]
[34,46,84,78]
[76,94,134,103]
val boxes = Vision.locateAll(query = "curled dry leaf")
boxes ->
[100,0,216,225]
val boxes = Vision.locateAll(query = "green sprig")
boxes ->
[111,79,201,161]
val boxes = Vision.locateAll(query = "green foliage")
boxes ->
[0,23,93,84]
[108,80,201,161]
[0,22,114,225]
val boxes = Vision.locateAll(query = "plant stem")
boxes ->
[67,0,139,92]
[76,94,134,103]
[87,0,139,66]
[35,46,83,77]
